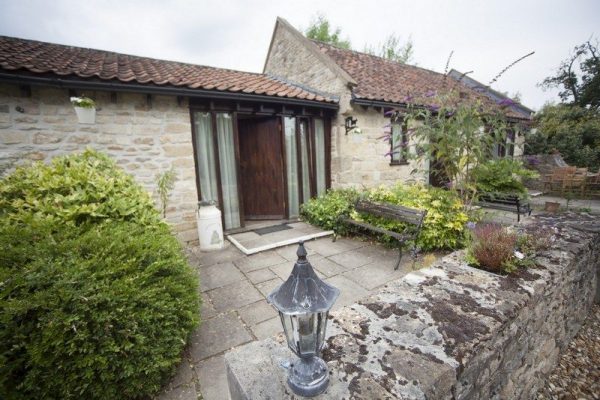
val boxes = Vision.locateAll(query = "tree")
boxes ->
[387,91,512,206]
[305,14,351,49]
[365,34,415,64]
[526,103,600,171]
[540,38,600,109]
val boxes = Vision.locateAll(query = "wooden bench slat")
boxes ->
[341,218,407,240]
[334,199,427,270]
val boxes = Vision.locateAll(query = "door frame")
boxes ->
[190,103,332,232]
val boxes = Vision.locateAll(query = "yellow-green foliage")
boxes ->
[363,184,470,250]
[0,149,161,226]
[301,184,471,251]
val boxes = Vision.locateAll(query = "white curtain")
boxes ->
[299,120,311,203]
[284,117,300,218]
[194,112,218,203]
[216,113,241,230]
[314,118,326,196]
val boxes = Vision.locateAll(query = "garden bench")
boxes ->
[334,199,427,270]
[475,192,531,222]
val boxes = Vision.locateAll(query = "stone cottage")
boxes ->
[0,35,338,240]
[264,17,531,188]
[0,20,532,242]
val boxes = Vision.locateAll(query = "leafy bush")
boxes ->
[364,184,470,251]
[301,188,359,232]
[465,223,551,274]
[526,104,600,172]
[466,223,518,273]
[0,149,160,226]
[472,158,539,196]
[0,150,199,400]
[302,185,470,251]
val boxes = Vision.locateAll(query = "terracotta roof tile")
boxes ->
[0,35,337,105]
[313,41,527,119]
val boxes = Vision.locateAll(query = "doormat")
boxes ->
[253,224,292,236]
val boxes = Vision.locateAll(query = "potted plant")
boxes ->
[70,96,96,124]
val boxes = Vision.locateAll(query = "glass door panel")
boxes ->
[299,119,311,202]
[284,117,300,218]
[193,112,218,203]
[314,118,326,196]
[216,113,241,230]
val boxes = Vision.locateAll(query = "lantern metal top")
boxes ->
[267,241,340,314]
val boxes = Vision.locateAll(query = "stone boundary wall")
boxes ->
[225,213,600,399]
[0,83,199,243]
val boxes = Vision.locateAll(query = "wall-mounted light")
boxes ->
[344,116,357,135]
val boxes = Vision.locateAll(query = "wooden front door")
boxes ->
[238,117,285,219]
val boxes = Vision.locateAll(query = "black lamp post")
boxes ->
[267,241,340,397]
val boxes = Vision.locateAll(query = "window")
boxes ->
[390,121,408,165]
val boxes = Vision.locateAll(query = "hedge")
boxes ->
[0,150,199,400]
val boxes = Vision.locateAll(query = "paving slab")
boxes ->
[208,280,264,313]
[325,275,370,311]
[199,262,245,292]
[306,237,365,257]
[328,247,382,270]
[167,357,195,390]
[245,268,277,284]
[313,257,353,277]
[268,261,294,280]
[228,231,261,242]
[250,316,284,340]
[343,261,408,290]
[269,260,325,281]
[200,293,217,320]
[189,313,253,362]
[233,251,287,273]
[275,243,321,261]
[238,300,278,326]
[196,243,245,267]
[196,355,230,400]
[156,384,197,400]
[234,237,271,249]
[255,277,284,298]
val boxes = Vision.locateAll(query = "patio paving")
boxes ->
[156,232,426,400]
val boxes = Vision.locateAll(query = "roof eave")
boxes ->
[351,96,531,123]
[0,71,339,110]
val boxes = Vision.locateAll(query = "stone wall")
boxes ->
[0,83,199,243]
[225,214,600,399]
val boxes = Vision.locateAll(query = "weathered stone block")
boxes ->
[164,145,193,157]
[33,132,65,144]
[1,131,29,144]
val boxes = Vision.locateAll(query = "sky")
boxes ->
[0,0,598,111]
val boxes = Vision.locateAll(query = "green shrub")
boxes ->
[364,184,470,251]
[0,149,160,226]
[301,188,359,232]
[465,223,547,274]
[0,221,199,400]
[472,158,539,196]
[302,185,471,251]
[0,150,200,400]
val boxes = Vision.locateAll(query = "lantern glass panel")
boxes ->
[280,313,297,353]
[297,314,317,356]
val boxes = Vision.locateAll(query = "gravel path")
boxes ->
[536,304,600,400]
